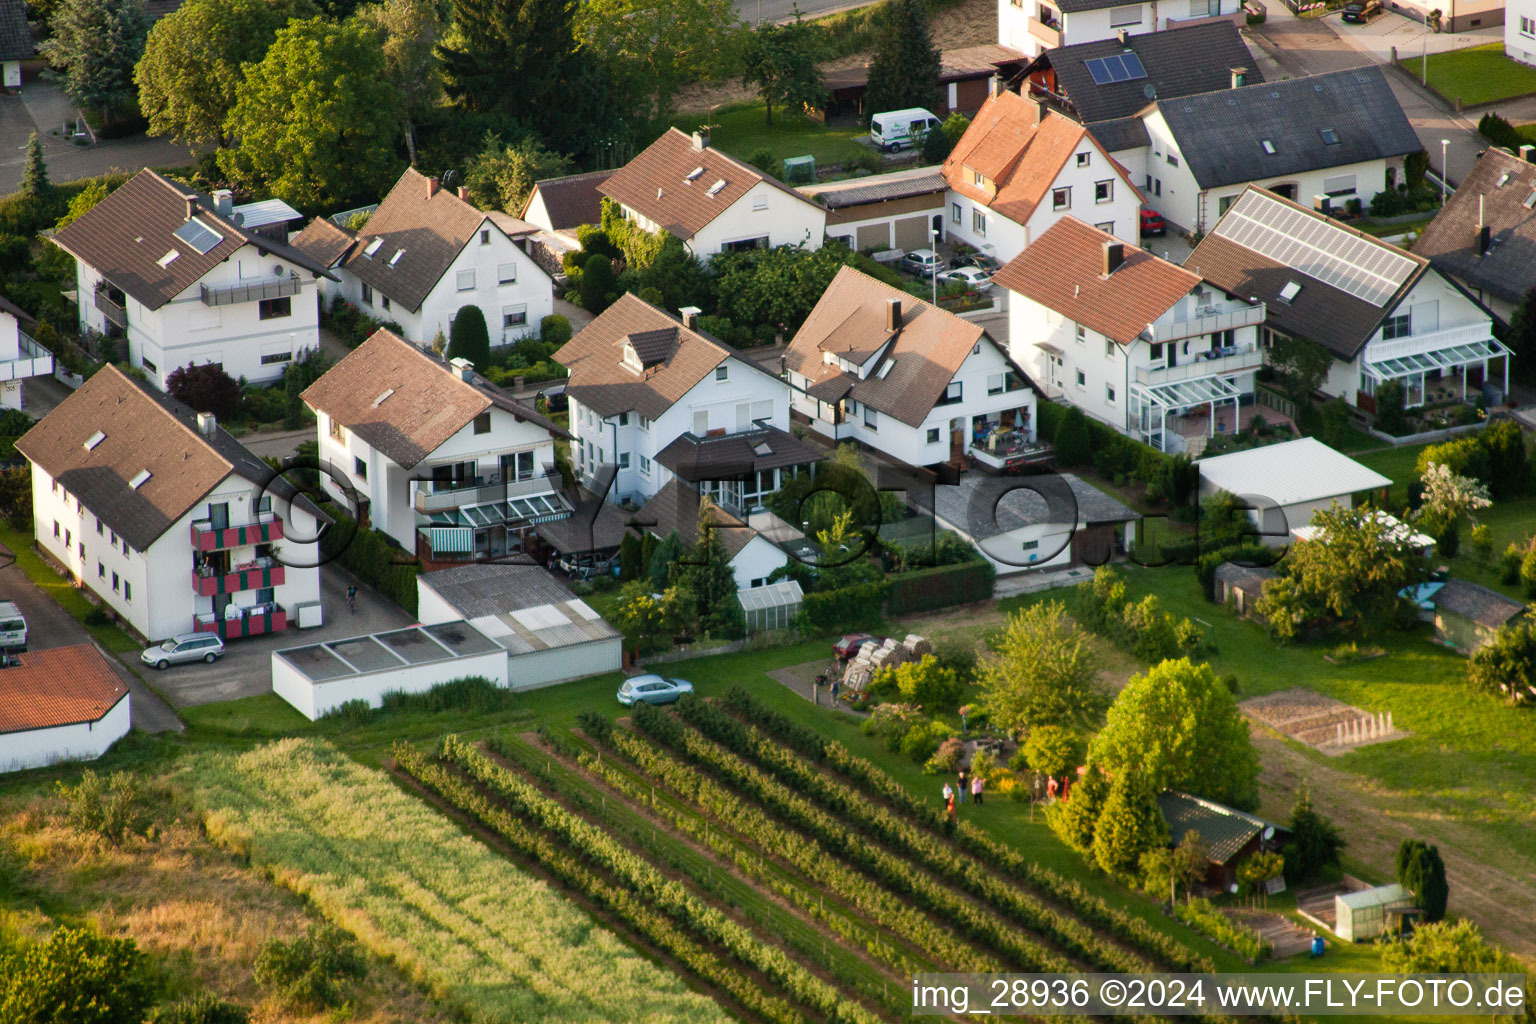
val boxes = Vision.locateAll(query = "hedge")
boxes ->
[318,507,420,615]
[1038,400,1174,483]
[798,580,889,633]
[886,560,994,615]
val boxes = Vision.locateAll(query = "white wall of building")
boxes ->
[730,534,789,590]
[0,697,131,773]
[272,651,511,721]
[1509,0,1536,63]
[503,638,623,691]
[620,181,826,262]
[999,0,1242,56]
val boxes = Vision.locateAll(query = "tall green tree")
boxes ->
[1092,773,1168,876]
[1021,724,1086,780]
[862,0,941,120]
[1280,787,1344,881]
[1049,762,1107,855]
[21,133,49,198]
[134,0,307,146]
[1506,285,1536,369]
[1266,334,1333,401]
[678,496,747,639]
[1468,619,1536,703]
[1052,406,1092,466]
[580,253,616,314]
[1395,839,1449,922]
[576,0,744,122]
[0,926,155,1024]
[740,15,825,125]
[463,132,571,212]
[358,0,442,165]
[219,17,402,210]
[446,304,491,369]
[1479,418,1530,499]
[38,0,150,122]
[976,600,1106,735]
[1090,658,1260,809]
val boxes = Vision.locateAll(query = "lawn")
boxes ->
[670,101,870,170]
[1401,43,1536,106]
[0,523,143,655]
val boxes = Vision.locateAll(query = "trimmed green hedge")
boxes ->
[886,560,994,615]
[799,580,889,634]
[319,507,420,615]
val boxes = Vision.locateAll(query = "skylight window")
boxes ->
[1498,172,1512,187]
[83,430,106,451]
[363,238,384,258]
[372,388,395,407]
[1261,140,1277,155]
[157,250,180,268]
[752,441,773,457]
[1525,190,1536,210]
[389,248,405,266]
[172,219,221,255]
[706,179,727,197]
[1319,128,1339,145]
[685,166,705,182]
[129,469,151,490]
[1278,281,1302,303]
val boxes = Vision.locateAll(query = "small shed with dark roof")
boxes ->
[1,644,131,773]
[933,470,1139,575]
[1213,562,1277,617]
[520,170,613,233]
[1,0,34,87]
[1157,790,1288,891]
[1432,578,1525,653]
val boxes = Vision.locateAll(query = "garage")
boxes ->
[803,168,947,257]
[934,471,1140,576]
[1,644,131,773]
[856,222,890,250]
[893,215,931,250]
[1198,438,1391,544]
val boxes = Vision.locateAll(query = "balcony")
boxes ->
[1028,15,1062,44]
[0,330,55,382]
[413,469,563,514]
[94,284,127,329]
[970,437,1054,471]
[1135,344,1263,386]
[1151,303,1268,343]
[1364,322,1495,364]
[194,605,287,640]
[191,558,285,596]
[200,273,302,307]
[190,512,283,551]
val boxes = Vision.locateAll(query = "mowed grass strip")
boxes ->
[1402,43,1536,106]
[182,737,731,1024]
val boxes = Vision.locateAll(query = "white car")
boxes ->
[938,266,993,292]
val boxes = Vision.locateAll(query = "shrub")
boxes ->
[798,579,889,633]
[253,925,367,1011]
[538,313,572,346]
[870,654,963,709]
[0,926,155,1024]
[885,560,994,615]
[149,995,251,1024]
[56,769,140,847]
[580,253,616,313]
[447,304,491,370]
[1500,541,1525,584]
[745,147,782,180]
[923,736,964,774]
[318,508,419,615]
[167,363,242,420]
[1374,380,1408,435]
[862,701,925,751]
[1053,406,1092,466]
[0,464,33,529]
[898,717,954,763]
[1522,547,1536,598]
[1478,112,1523,151]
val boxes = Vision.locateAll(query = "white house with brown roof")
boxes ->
[786,266,1044,470]
[52,170,329,390]
[601,129,827,260]
[520,170,613,234]
[293,168,554,347]
[302,329,570,564]
[942,92,1143,265]
[0,295,54,411]
[17,365,323,643]
[0,645,131,773]
[997,217,1265,452]
[555,293,821,511]
[1000,0,1244,58]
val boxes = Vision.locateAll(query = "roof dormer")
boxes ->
[621,327,678,374]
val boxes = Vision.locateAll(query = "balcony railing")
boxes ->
[1364,322,1494,363]
[94,285,127,329]
[0,330,55,382]
[414,469,561,514]
[969,438,1054,470]
[200,273,302,307]
[194,605,287,640]
[191,558,285,596]
[1135,345,1262,386]
[1028,15,1062,44]
[190,512,283,551]
[1152,303,1268,343]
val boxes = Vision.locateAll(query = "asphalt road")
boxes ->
[737,0,874,24]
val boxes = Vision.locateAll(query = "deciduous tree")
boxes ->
[1414,461,1490,536]
[576,0,744,122]
[358,0,442,165]
[166,362,242,421]
[0,925,154,1024]
[1266,334,1332,401]
[463,132,571,212]
[740,15,825,125]
[1021,724,1086,780]
[38,0,150,122]
[862,0,941,121]
[1469,619,1536,704]
[977,600,1105,735]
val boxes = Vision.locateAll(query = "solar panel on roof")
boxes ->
[172,219,221,255]
[1084,52,1146,85]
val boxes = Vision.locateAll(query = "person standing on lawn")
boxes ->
[971,773,984,806]
[957,766,969,804]
[942,782,954,804]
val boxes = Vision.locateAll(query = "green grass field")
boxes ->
[1401,43,1536,106]
[670,102,870,169]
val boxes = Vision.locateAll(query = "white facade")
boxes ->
[0,698,131,774]
[1509,1,1536,64]
[272,639,511,721]
[999,0,1242,56]
[30,462,322,642]
[945,142,1141,263]
[75,242,321,390]
[616,180,827,262]
[1138,110,1400,234]
[323,218,554,347]
[0,305,54,411]
[729,534,791,591]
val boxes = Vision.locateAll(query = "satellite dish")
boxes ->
[1262,825,1275,841]
[1144,84,1156,99]
[1229,883,1239,894]
[272,264,285,277]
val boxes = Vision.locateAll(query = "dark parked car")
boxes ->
[953,253,1002,274]
[1139,208,1167,238]
[833,633,887,662]
[1342,0,1381,21]
[539,383,568,413]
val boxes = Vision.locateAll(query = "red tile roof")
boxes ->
[0,644,128,735]
[992,217,1200,345]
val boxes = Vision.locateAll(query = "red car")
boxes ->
[1139,208,1167,238]
[833,633,886,662]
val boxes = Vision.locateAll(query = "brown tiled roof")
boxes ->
[942,92,1141,224]
[786,266,1030,428]
[0,0,33,62]
[302,328,565,470]
[51,169,334,311]
[14,365,321,551]
[993,217,1200,345]
[634,478,755,561]
[554,292,769,420]
[0,644,128,735]
[1415,147,1536,307]
[940,44,1029,79]
[656,426,826,482]
[291,217,358,269]
[520,170,613,231]
[600,128,811,241]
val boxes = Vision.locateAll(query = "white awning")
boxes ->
[1363,337,1512,381]
[1131,374,1240,410]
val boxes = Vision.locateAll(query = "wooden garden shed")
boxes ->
[1432,578,1524,654]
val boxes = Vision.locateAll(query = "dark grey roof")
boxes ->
[534,494,631,554]
[1158,791,1284,864]
[934,471,1139,540]
[1039,22,1261,125]
[1415,148,1536,307]
[1054,0,1158,12]
[418,561,582,618]
[1434,577,1525,628]
[807,172,948,210]
[655,426,826,483]
[1158,67,1420,191]
[1086,116,1149,154]
[1213,562,1276,593]
[0,0,32,61]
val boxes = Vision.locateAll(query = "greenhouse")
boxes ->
[739,581,804,633]
[1334,884,1416,942]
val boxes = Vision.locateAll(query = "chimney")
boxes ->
[692,129,710,151]
[678,305,702,330]
[1521,144,1536,163]
[449,356,475,382]
[1477,224,1492,256]
[1033,95,1048,125]
[1117,28,1128,44]
[1230,67,1248,89]
[185,195,198,221]
[212,189,233,217]
[886,296,901,331]
[1101,240,1124,276]
[1313,193,1331,215]
[458,186,469,201]
[196,411,217,437]
[427,175,440,199]
[988,74,1002,98]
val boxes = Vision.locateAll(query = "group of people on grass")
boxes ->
[942,766,984,823]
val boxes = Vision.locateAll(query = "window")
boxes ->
[1189,0,1214,13]
[1077,152,1091,168]
[481,229,491,245]
[498,263,517,284]
[98,561,105,578]
[112,572,119,593]
[972,210,987,236]
[693,410,709,434]
[1261,139,1276,155]
[124,582,131,601]
[1052,187,1071,211]
[944,381,962,402]
[1109,4,1142,25]
[503,304,527,328]
[1021,539,1039,551]
[1105,339,1115,358]
[1523,14,1535,34]
[1153,178,1162,197]
[1166,152,1179,167]
[1323,173,1357,197]
[1075,369,1086,388]
[972,167,985,185]
[616,412,629,427]
[261,349,292,365]
[1095,180,1113,203]
[1150,342,1163,359]
[752,194,768,211]
[1106,384,1117,403]
[715,365,729,381]
[640,455,652,476]
[53,520,59,538]
[926,427,940,443]
[329,418,345,441]
[1075,323,1086,343]
[258,297,291,320]
[65,528,70,547]
[122,539,130,556]
[987,372,1004,396]
[1095,221,1114,233]
[142,357,157,374]
[473,412,491,434]
[619,452,631,469]
[361,284,373,305]
[951,202,962,224]
[1382,313,1412,340]
[1218,194,1238,217]
[863,405,878,429]
[1319,127,1340,145]
[456,269,476,291]
[354,456,368,480]
[973,342,982,355]
[96,518,102,535]
[109,529,116,545]
[1278,280,1302,303]
[77,542,84,559]
[382,296,391,311]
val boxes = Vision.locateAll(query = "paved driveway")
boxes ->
[144,564,415,708]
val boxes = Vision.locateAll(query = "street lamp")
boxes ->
[929,222,938,306]
[1441,138,1450,205]
[1422,27,1430,86]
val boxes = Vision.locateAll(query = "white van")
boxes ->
[0,601,27,650]
[869,108,941,153]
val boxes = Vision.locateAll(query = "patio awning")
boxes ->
[1363,337,1512,381]
[1131,374,1240,411]
[424,492,574,530]
[428,526,473,554]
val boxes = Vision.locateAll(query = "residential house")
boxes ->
[303,328,570,565]
[0,645,130,773]
[293,167,554,346]
[1196,437,1391,544]
[1404,0,1503,33]
[1431,578,1525,653]
[635,478,789,591]
[786,266,1045,470]
[0,295,54,410]
[1190,186,1509,411]
[804,166,949,254]
[52,169,331,389]
[1018,22,1262,158]
[1156,790,1289,891]
[999,0,1245,59]
[1414,146,1536,321]
[934,470,1139,574]
[1510,0,1536,65]
[600,128,826,260]
[1131,67,1420,235]
[996,217,1265,452]
[520,170,613,233]
[555,293,822,511]
[16,364,324,642]
[1,0,31,89]
[941,91,1144,264]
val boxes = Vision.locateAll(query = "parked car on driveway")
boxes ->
[898,249,944,278]
[1341,0,1381,21]
[142,632,224,669]
[1139,208,1167,237]
[833,633,887,662]
[937,266,994,292]
[953,253,1002,274]
[617,673,695,706]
